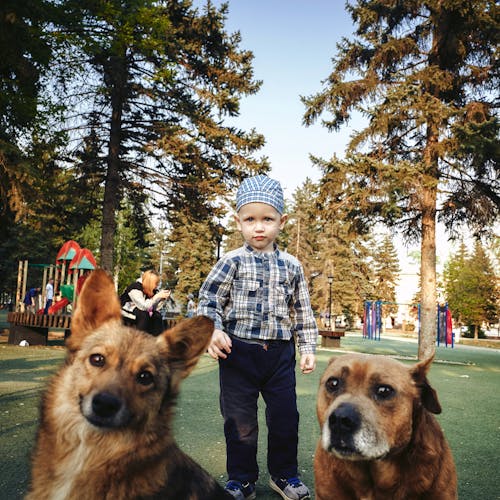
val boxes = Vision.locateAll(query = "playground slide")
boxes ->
[48,298,70,314]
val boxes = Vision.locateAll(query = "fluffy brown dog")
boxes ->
[27,269,229,500]
[314,353,457,500]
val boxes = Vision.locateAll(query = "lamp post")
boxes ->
[328,275,333,330]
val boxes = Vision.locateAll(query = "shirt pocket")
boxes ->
[231,279,261,318]
[273,283,291,319]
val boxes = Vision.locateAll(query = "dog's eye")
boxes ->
[136,370,154,386]
[375,384,395,400]
[89,354,105,367]
[325,377,340,393]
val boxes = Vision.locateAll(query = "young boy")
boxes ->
[198,175,318,500]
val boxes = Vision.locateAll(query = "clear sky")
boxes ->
[206,0,358,199]
[199,1,462,266]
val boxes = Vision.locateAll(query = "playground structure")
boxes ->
[8,241,97,345]
[363,300,454,347]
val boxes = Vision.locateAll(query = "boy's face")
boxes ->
[235,202,287,253]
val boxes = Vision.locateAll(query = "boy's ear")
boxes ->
[234,213,242,231]
[158,316,213,380]
[67,269,121,352]
[279,213,288,229]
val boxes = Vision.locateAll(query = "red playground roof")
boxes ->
[69,248,97,270]
[56,240,81,262]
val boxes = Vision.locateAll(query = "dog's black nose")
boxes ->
[83,392,132,428]
[92,392,123,418]
[329,402,360,435]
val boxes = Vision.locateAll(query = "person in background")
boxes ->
[43,279,54,314]
[120,270,171,336]
[23,287,41,313]
[198,175,317,500]
[186,293,196,318]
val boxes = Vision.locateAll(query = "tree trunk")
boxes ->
[419,188,437,360]
[99,57,126,271]
[419,117,439,360]
[418,14,445,361]
[100,136,121,271]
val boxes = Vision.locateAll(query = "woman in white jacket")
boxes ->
[121,270,171,335]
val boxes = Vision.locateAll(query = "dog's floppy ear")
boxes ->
[158,315,213,379]
[67,269,122,352]
[410,355,442,414]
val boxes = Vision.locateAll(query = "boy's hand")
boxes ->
[207,328,232,360]
[300,353,316,374]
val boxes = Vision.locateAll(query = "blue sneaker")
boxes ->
[225,480,256,500]
[269,476,310,500]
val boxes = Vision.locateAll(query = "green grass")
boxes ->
[1,335,499,499]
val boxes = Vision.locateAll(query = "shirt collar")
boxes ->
[243,242,280,258]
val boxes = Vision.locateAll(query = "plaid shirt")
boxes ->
[197,243,318,355]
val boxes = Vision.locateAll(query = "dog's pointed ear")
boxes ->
[158,316,213,379]
[410,355,442,414]
[67,269,121,352]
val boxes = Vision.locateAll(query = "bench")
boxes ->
[7,312,71,345]
[319,329,345,348]
[7,312,180,346]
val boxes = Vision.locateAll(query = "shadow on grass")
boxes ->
[0,356,61,371]
[0,385,41,497]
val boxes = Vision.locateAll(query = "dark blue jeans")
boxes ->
[43,299,52,314]
[219,336,299,483]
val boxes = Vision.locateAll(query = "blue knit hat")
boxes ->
[236,175,284,214]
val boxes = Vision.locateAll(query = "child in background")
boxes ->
[23,287,41,313]
[198,175,318,500]
[43,279,54,314]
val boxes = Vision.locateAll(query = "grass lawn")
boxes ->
[1,332,499,499]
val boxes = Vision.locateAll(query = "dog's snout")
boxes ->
[83,391,132,428]
[330,402,360,434]
[92,392,123,418]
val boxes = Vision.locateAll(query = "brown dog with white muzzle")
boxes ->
[314,353,457,500]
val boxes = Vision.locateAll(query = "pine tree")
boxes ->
[0,0,55,218]
[0,0,66,291]
[53,0,267,271]
[312,210,375,327]
[443,241,468,323]
[444,241,499,338]
[372,234,401,326]
[286,179,322,278]
[303,0,499,358]
[163,211,218,307]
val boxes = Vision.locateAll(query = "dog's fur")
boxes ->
[314,353,457,500]
[27,269,229,500]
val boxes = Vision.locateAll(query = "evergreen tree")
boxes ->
[163,212,217,310]
[443,241,468,322]
[470,242,499,332]
[444,241,499,338]
[313,213,375,327]
[53,0,267,271]
[372,234,401,327]
[0,0,55,219]
[0,0,66,292]
[286,179,322,279]
[303,0,499,358]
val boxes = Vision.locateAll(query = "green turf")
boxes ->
[1,335,499,499]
